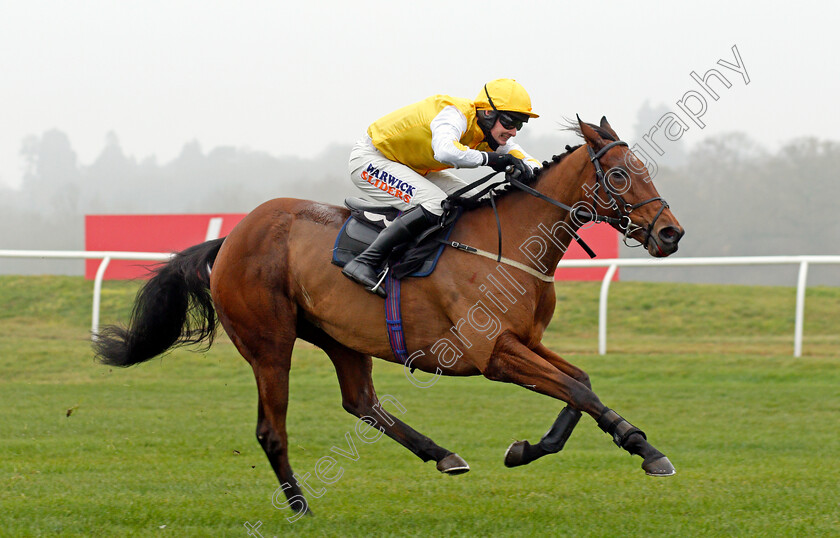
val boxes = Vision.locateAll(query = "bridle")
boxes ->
[584,140,670,250]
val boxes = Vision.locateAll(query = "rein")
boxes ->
[503,175,597,258]
[436,139,670,280]
[443,169,597,260]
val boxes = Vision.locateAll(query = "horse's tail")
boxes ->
[93,237,226,367]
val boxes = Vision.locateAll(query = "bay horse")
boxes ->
[94,117,684,517]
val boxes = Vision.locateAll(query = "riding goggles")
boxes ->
[498,111,529,131]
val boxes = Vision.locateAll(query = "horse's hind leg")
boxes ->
[333,351,470,474]
[251,356,311,520]
[227,323,310,519]
[299,321,469,474]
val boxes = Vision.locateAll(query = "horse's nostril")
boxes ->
[658,226,682,245]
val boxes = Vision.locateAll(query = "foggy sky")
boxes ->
[2,1,840,190]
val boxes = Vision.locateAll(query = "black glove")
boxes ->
[485,152,515,172]
[485,152,533,181]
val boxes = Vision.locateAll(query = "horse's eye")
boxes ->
[605,168,631,192]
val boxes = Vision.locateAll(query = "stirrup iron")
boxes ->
[370,266,389,295]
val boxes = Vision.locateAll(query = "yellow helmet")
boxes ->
[474,78,539,118]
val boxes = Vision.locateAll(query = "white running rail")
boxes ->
[555,255,840,357]
[1,251,838,356]
[0,250,170,337]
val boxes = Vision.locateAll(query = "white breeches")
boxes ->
[348,137,471,216]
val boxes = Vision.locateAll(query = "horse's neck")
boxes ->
[498,148,591,269]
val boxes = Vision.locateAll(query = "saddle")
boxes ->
[331,198,459,279]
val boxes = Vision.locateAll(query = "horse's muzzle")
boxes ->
[649,225,684,257]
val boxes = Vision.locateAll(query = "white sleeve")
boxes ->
[430,106,487,169]
[496,141,543,170]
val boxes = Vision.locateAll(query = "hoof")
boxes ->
[436,453,470,475]
[504,440,528,468]
[643,456,676,476]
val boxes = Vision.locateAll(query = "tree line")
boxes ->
[1,127,838,284]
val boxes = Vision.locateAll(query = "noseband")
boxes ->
[584,141,669,249]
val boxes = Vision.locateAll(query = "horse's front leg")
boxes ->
[504,405,582,468]
[504,343,589,467]
[486,332,675,476]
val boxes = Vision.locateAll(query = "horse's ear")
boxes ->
[599,116,619,140]
[577,115,607,150]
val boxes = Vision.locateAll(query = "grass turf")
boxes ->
[1,276,838,536]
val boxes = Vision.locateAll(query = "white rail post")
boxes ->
[205,217,223,241]
[598,263,619,355]
[91,256,112,339]
[794,260,809,358]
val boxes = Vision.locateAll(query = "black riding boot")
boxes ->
[341,206,438,297]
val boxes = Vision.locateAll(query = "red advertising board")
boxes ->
[553,222,619,281]
[85,214,618,281]
[84,214,245,279]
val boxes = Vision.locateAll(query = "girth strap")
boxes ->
[384,275,409,365]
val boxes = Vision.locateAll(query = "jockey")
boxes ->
[343,78,542,296]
